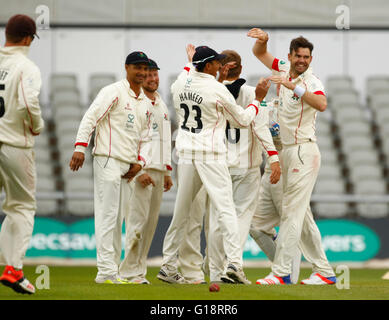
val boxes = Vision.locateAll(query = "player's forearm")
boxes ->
[252,42,274,70]
[252,118,279,163]
[18,80,44,134]
[302,91,327,112]
[224,100,259,128]
[75,96,118,147]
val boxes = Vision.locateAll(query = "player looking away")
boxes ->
[0,14,42,295]
[248,28,336,285]
[205,49,281,284]
[158,45,270,285]
[70,51,152,284]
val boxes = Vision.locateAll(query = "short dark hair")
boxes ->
[289,36,314,55]
[195,62,207,72]
[220,50,242,79]
[5,14,37,43]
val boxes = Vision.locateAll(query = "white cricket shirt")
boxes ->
[223,80,279,174]
[271,58,325,146]
[0,46,44,148]
[74,79,152,166]
[171,64,260,162]
[145,91,172,175]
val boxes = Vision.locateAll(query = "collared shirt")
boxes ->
[271,58,325,146]
[74,79,152,166]
[0,46,44,148]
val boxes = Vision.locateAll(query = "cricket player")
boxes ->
[205,50,281,284]
[119,59,173,284]
[249,97,301,284]
[248,28,336,285]
[70,51,153,284]
[0,14,42,295]
[158,45,270,285]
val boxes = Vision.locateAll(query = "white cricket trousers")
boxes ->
[119,169,164,279]
[207,168,261,281]
[0,143,36,269]
[178,186,208,281]
[272,142,334,277]
[162,160,242,270]
[250,165,283,237]
[93,156,132,279]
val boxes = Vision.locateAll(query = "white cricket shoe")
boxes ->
[187,279,207,284]
[256,273,291,285]
[300,273,336,285]
[128,277,150,284]
[226,264,251,285]
[157,266,187,284]
[95,275,130,284]
[220,274,236,284]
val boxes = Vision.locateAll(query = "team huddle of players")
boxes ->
[0,14,337,295]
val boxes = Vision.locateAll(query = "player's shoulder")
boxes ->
[241,83,255,93]
[304,67,322,83]
[213,78,232,93]
[20,56,41,77]
[272,57,289,73]
[156,92,168,109]
[104,79,126,95]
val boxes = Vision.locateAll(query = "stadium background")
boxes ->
[0,0,389,266]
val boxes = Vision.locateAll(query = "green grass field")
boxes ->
[1,266,389,300]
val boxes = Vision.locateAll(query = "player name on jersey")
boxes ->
[0,69,9,81]
[178,91,203,104]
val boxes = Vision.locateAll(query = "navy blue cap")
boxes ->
[192,46,226,66]
[125,51,150,65]
[148,59,160,70]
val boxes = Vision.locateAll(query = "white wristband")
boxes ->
[293,85,306,97]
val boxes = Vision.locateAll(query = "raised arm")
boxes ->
[247,28,275,70]
[221,78,271,128]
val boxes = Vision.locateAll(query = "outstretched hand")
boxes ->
[186,44,196,62]
[269,75,296,91]
[255,77,271,101]
[247,28,269,43]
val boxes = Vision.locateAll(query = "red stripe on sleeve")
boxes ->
[267,150,278,157]
[314,91,325,96]
[138,155,146,166]
[272,58,280,72]
[166,165,173,171]
[184,67,190,72]
[75,142,88,147]
[248,104,258,115]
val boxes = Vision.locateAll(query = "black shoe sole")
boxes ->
[226,272,246,284]
[0,279,33,295]
[220,276,236,284]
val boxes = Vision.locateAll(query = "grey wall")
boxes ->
[1,27,386,111]
[1,0,389,27]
